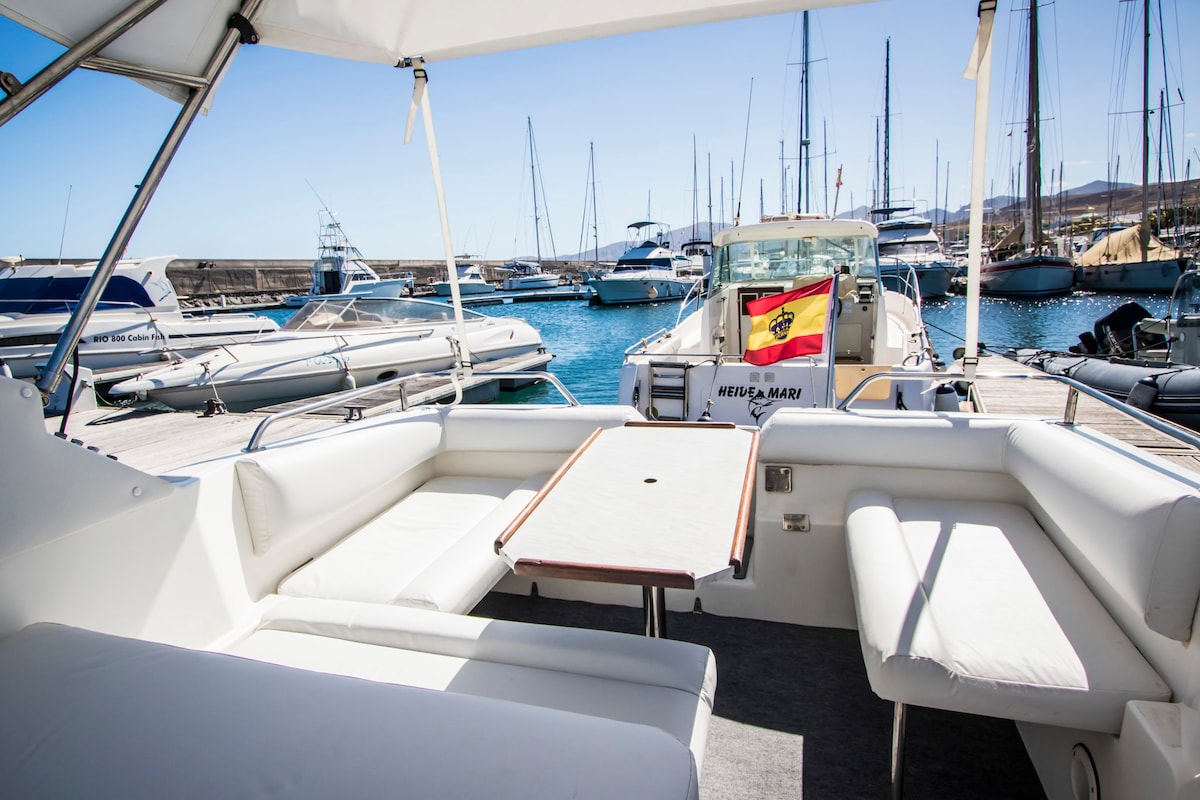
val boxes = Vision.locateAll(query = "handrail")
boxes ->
[624,329,670,355]
[835,368,1200,451]
[245,368,578,451]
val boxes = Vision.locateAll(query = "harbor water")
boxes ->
[261,291,1173,405]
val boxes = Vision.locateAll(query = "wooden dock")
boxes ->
[969,354,1200,473]
[48,350,554,472]
[45,352,1200,477]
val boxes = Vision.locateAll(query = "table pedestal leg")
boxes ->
[643,586,667,638]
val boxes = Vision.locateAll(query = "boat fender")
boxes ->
[342,373,357,391]
[1126,375,1159,411]
[934,383,959,411]
[648,286,659,300]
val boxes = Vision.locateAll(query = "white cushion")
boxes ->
[846,490,1170,734]
[226,596,717,769]
[278,475,535,610]
[437,404,642,453]
[1005,423,1200,642]
[758,408,1012,472]
[0,622,699,799]
[235,414,444,555]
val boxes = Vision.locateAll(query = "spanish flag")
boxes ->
[743,277,835,366]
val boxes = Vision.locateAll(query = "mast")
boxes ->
[796,10,810,214]
[883,37,891,216]
[1026,0,1043,251]
[707,152,714,239]
[934,139,939,228]
[692,136,699,239]
[1141,0,1150,261]
[527,116,542,263]
[589,142,599,269]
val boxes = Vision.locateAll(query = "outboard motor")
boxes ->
[1094,302,1166,356]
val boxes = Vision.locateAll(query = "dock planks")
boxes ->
[45,352,1200,477]
[970,354,1200,472]
[47,351,554,472]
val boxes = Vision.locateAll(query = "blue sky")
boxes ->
[1,0,1195,261]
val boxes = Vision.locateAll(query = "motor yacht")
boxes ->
[588,221,699,305]
[0,255,279,379]
[500,260,559,291]
[283,212,414,307]
[875,215,956,299]
[433,261,495,296]
[619,217,941,425]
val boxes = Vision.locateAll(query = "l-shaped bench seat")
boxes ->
[0,618,711,799]
[758,409,1200,775]
[221,594,716,769]
[235,404,643,613]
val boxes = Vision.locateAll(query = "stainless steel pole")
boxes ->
[36,0,265,397]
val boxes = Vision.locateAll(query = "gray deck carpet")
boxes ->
[473,591,1047,799]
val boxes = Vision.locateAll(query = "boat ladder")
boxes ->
[646,361,691,421]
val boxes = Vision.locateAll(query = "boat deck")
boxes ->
[970,354,1200,472]
[46,350,553,471]
[474,592,1046,799]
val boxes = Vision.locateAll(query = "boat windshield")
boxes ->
[879,241,943,258]
[283,297,481,330]
[710,234,878,293]
[0,275,157,314]
[1173,271,1200,318]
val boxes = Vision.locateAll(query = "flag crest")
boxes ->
[743,276,835,366]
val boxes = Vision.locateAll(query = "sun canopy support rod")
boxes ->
[35,0,265,398]
[961,0,997,381]
[79,55,210,90]
[402,57,472,371]
[0,0,168,126]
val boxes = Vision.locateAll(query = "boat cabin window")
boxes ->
[613,257,675,271]
[283,297,480,330]
[0,275,157,314]
[711,234,878,293]
[878,241,942,258]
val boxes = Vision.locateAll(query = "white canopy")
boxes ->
[2,0,868,105]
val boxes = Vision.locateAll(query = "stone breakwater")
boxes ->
[12,258,580,308]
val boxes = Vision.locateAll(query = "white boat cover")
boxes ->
[1077,222,1185,266]
[1,0,868,106]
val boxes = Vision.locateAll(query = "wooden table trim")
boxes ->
[729,428,760,572]
[511,559,699,590]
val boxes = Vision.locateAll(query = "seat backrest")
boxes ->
[234,411,445,592]
[1004,422,1200,642]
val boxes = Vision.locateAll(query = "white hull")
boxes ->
[588,273,695,305]
[878,259,956,299]
[433,280,494,296]
[111,300,543,410]
[980,255,1075,297]
[502,274,559,291]
[0,312,280,379]
[0,256,279,378]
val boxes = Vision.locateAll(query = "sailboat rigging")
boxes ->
[979,0,1075,298]
[1076,0,1190,292]
[502,117,560,291]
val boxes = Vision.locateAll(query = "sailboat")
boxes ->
[501,118,560,291]
[1076,0,1191,292]
[979,0,1075,298]
[576,142,608,284]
